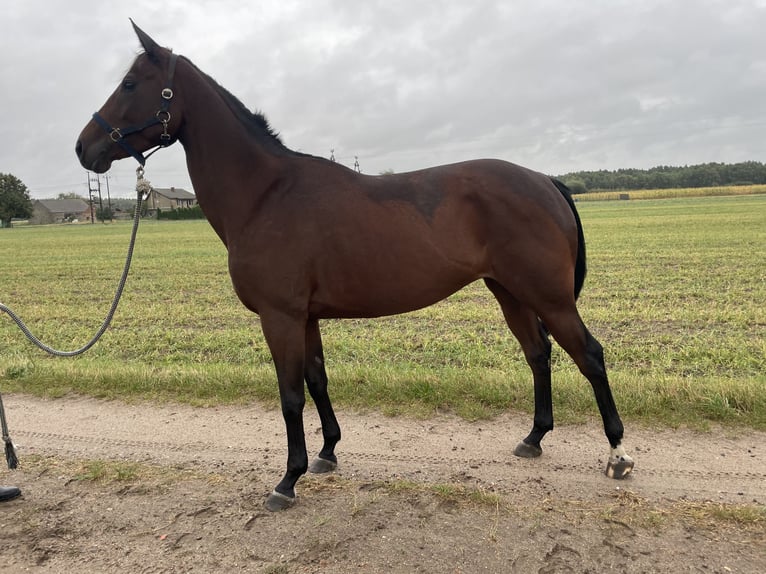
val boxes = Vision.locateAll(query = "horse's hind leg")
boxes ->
[542,307,634,479]
[484,279,554,458]
[304,318,341,474]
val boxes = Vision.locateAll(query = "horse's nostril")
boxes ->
[75,140,83,158]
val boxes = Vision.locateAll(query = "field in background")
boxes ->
[1,194,764,428]
[576,183,766,201]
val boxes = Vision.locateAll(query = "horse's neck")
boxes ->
[177,69,284,244]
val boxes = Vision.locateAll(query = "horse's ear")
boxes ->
[130,19,161,59]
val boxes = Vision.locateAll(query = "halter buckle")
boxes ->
[161,88,174,100]
[109,128,123,142]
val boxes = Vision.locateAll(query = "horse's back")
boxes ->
[291,157,571,233]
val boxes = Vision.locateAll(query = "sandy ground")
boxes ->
[1,394,764,573]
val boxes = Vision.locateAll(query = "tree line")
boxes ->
[558,161,766,193]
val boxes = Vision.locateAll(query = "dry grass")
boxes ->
[577,183,766,201]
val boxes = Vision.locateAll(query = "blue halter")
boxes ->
[92,53,178,166]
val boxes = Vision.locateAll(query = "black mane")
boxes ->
[180,56,294,154]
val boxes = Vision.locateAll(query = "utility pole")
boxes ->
[354,156,361,173]
[104,174,113,222]
[86,172,96,223]
[96,175,104,223]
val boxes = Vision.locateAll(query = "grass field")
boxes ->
[576,183,766,201]
[1,194,764,428]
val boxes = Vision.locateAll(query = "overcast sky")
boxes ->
[3,0,766,198]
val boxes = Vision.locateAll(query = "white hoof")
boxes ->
[605,445,634,479]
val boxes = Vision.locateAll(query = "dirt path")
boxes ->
[2,394,764,573]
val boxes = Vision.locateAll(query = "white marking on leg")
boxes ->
[609,444,632,462]
[609,444,633,464]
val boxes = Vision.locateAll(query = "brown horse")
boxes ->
[76,22,633,511]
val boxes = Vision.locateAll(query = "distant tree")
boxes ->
[563,178,588,194]
[0,172,33,228]
[57,192,87,200]
[379,169,396,176]
[557,161,766,191]
[96,206,114,222]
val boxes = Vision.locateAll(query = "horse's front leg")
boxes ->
[260,310,309,512]
[304,318,341,474]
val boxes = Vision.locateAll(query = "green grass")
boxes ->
[1,195,764,428]
[21,454,209,486]
[74,460,142,482]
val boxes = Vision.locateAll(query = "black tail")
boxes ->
[550,178,587,300]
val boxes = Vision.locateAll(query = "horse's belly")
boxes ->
[308,268,475,319]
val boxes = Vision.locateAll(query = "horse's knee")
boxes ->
[280,393,305,418]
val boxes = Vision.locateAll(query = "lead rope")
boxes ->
[1,393,18,469]
[0,166,152,468]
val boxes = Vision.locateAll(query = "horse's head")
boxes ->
[76,21,183,173]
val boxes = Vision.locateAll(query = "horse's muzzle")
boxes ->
[75,135,112,173]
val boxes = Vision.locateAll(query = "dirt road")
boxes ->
[2,394,764,573]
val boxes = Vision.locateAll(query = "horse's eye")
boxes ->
[122,77,136,91]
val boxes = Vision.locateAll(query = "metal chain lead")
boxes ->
[0,167,150,357]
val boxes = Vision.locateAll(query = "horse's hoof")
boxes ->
[264,490,296,512]
[308,456,338,474]
[605,456,635,480]
[513,441,543,458]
